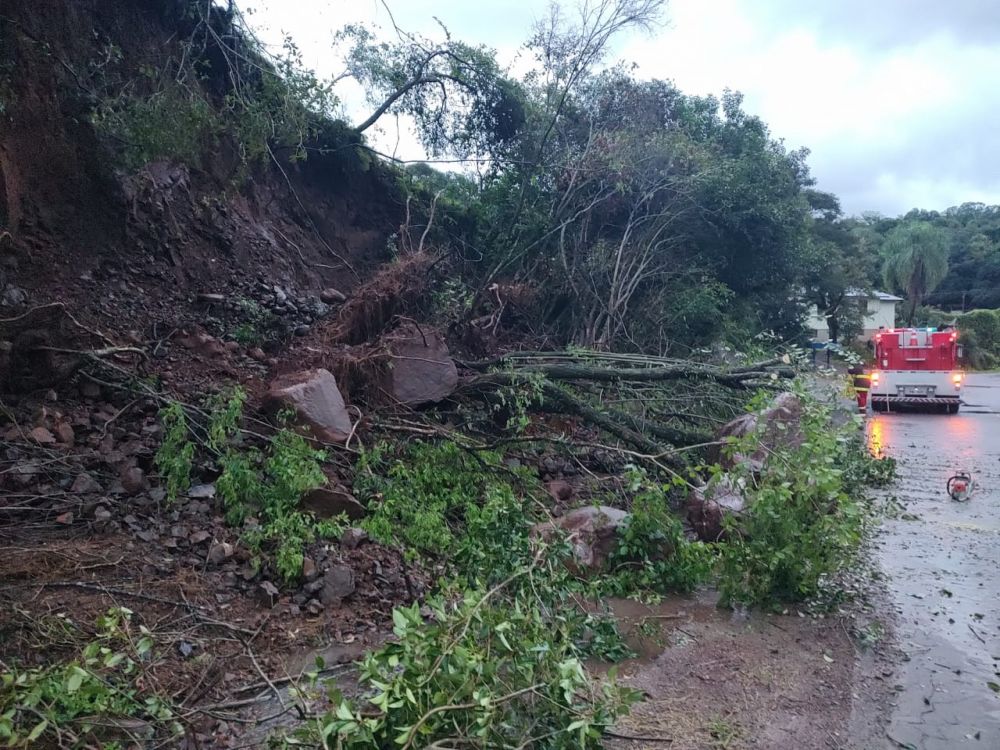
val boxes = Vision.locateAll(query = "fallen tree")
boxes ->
[458,350,796,466]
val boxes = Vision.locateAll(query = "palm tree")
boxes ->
[881,221,950,325]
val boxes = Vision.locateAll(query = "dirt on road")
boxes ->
[607,591,886,750]
[610,370,998,750]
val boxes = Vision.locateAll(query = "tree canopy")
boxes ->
[881,221,950,325]
[85,0,999,351]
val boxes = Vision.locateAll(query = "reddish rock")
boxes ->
[320,288,347,304]
[71,472,102,494]
[208,542,234,565]
[302,556,319,581]
[29,426,56,445]
[11,461,40,487]
[712,391,804,472]
[532,506,630,574]
[686,475,747,542]
[121,467,145,496]
[257,581,280,608]
[545,480,575,503]
[340,527,368,550]
[175,331,226,358]
[319,565,356,604]
[55,511,74,525]
[380,324,458,406]
[301,486,366,520]
[188,530,212,545]
[188,483,216,499]
[54,422,75,445]
[265,369,353,444]
[79,381,101,399]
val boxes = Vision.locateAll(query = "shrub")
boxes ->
[717,395,892,607]
[357,441,539,581]
[958,309,1000,369]
[282,582,640,749]
[92,80,220,170]
[603,468,713,596]
[154,389,345,582]
[0,608,179,748]
[154,402,194,503]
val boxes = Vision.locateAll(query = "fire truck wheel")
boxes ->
[871,400,887,413]
[946,403,960,415]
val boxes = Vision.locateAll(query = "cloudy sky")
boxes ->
[246,0,1000,216]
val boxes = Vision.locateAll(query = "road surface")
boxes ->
[868,372,1000,748]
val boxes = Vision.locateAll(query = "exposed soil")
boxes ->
[601,588,897,750]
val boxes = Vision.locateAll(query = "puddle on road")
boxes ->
[866,373,1000,747]
[582,590,735,672]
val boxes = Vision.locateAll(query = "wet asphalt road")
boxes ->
[868,372,1000,748]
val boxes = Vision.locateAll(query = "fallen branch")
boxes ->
[515,362,793,387]
[466,374,685,467]
[9,581,258,636]
[606,407,713,447]
[32,345,148,360]
[459,351,794,390]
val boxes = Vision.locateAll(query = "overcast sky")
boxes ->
[245,0,1000,217]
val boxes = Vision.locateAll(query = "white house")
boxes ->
[805,289,902,342]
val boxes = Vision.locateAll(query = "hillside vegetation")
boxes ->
[0,0,946,747]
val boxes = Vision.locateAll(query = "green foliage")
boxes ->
[717,395,893,607]
[492,371,546,433]
[862,203,1000,310]
[230,298,281,347]
[357,441,537,582]
[282,583,640,749]
[454,484,536,584]
[154,402,194,502]
[226,37,339,166]
[909,305,955,329]
[90,10,339,175]
[576,614,636,662]
[430,277,475,325]
[604,469,713,596]
[218,427,340,582]
[0,608,179,748]
[881,220,950,324]
[338,24,525,160]
[957,309,1000,369]
[156,389,343,582]
[92,79,220,170]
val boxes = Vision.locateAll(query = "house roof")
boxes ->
[845,288,903,302]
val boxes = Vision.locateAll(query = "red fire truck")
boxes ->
[869,328,964,413]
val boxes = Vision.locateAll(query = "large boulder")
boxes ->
[301,485,366,520]
[265,369,353,444]
[712,391,804,472]
[686,474,747,542]
[531,505,630,574]
[380,324,458,406]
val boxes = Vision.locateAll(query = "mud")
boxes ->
[609,591,863,749]
[868,372,1000,748]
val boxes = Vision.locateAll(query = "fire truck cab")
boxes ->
[869,328,963,413]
